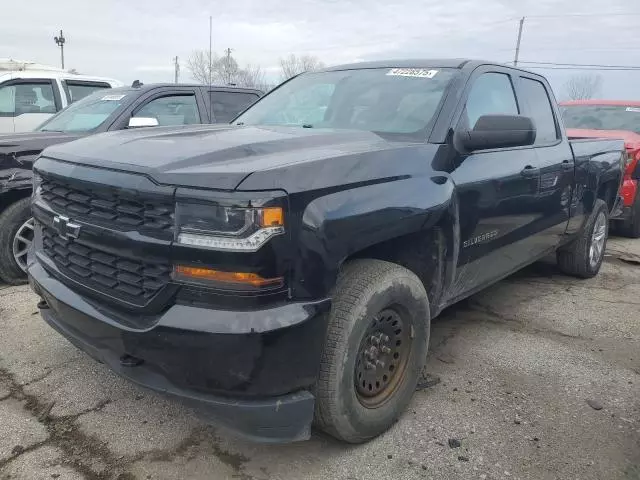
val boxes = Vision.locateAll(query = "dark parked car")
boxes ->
[0,83,262,283]
[28,60,623,443]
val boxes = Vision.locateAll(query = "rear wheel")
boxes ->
[314,259,430,443]
[0,198,33,285]
[557,199,608,278]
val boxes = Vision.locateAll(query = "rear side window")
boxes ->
[64,81,111,103]
[210,91,259,123]
[519,78,558,144]
[0,81,57,116]
[134,94,200,126]
[465,73,519,128]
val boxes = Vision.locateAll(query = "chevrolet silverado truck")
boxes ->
[561,99,640,237]
[28,60,624,443]
[0,83,262,284]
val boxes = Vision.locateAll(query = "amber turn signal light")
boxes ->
[259,207,284,228]
[174,265,284,288]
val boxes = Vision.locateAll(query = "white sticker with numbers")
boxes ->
[386,68,439,78]
[626,107,640,112]
[101,94,126,101]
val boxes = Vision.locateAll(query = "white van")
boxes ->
[0,60,122,133]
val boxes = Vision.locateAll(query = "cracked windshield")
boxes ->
[0,1,638,479]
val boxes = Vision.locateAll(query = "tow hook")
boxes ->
[120,354,144,367]
[37,299,49,310]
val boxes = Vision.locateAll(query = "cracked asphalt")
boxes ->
[0,238,639,480]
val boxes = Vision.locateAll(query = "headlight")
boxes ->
[175,201,285,252]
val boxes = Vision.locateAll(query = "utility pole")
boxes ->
[208,16,213,87]
[224,47,233,84]
[513,17,525,66]
[173,56,180,83]
[54,30,66,70]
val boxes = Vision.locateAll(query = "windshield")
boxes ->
[38,90,131,133]
[561,105,640,134]
[235,67,457,138]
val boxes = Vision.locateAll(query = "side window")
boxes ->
[0,82,57,116]
[519,78,559,144]
[465,73,519,128]
[0,85,15,116]
[210,92,259,123]
[65,81,111,103]
[134,94,200,126]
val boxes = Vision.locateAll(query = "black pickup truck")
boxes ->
[28,60,624,444]
[0,83,262,283]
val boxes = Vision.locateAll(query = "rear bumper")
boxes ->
[610,194,626,220]
[28,261,331,443]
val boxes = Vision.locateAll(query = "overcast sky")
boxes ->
[3,0,639,99]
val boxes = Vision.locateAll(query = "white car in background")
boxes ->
[0,59,122,133]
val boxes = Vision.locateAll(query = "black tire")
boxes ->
[314,259,430,443]
[0,198,33,285]
[557,199,609,279]
[617,192,640,238]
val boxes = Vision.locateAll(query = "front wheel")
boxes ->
[314,259,430,443]
[557,199,609,278]
[0,198,34,285]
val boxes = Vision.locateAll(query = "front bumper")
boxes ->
[28,261,331,443]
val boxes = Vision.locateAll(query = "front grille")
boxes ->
[40,176,174,237]
[42,227,171,307]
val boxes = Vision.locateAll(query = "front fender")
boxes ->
[290,174,455,299]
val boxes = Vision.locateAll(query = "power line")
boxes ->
[519,61,640,69]
[522,65,640,71]
[525,12,640,18]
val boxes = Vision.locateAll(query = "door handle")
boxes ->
[561,160,574,171]
[520,165,540,178]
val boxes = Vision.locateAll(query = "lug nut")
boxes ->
[365,361,376,370]
[381,346,391,354]
[382,335,390,343]
[371,335,381,345]
[376,360,385,368]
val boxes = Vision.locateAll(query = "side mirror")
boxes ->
[128,117,159,128]
[460,114,536,151]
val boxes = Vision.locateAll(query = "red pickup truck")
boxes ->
[561,100,640,237]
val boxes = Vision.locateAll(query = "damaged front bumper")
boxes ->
[28,260,331,443]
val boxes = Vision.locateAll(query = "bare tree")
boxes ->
[217,53,239,85]
[187,50,269,89]
[187,50,215,84]
[279,54,325,81]
[235,64,266,89]
[563,74,603,101]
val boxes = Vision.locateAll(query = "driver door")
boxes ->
[448,69,546,299]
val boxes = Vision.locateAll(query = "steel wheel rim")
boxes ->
[589,212,607,269]
[355,307,412,408]
[12,217,34,272]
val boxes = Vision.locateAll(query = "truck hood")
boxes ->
[566,128,640,150]
[0,131,83,157]
[42,125,396,190]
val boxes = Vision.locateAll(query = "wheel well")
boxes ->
[344,228,446,316]
[0,189,31,214]
[598,180,618,212]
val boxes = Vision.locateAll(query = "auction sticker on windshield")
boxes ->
[387,68,438,78]
[626,107,640,113]
[101,94,127,101]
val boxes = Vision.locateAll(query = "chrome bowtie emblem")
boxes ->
[52,215,81,240]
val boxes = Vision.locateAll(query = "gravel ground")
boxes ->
[0,237,639,480]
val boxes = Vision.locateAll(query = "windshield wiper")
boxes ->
[39,129,64,133]
[302,124,314,128]
[236,122,245,126]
